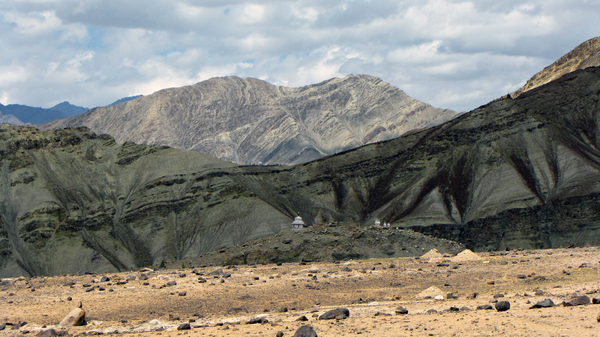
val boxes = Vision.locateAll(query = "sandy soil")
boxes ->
[1,247,600,336]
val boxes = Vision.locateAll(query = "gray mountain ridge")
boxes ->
[42,74,456,165]
[2,66,600,277]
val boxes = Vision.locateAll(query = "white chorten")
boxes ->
[291,214,305,230]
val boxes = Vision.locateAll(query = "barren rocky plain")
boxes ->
[2,244,600,337]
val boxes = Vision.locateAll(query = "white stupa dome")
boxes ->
[292,216,305,225]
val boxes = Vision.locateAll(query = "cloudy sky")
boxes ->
[1,0,599,112]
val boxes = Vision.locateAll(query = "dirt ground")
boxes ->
[2,247,600,336]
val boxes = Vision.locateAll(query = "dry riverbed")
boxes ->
[1,247,600,336]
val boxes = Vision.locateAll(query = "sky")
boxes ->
[0,0,599,113]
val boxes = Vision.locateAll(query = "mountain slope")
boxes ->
[108,95,143,106]
[2,67,600,277]
[0,103,65,124]
[49,101,89,117]
[42,75,456,165]
[511,36,600,98]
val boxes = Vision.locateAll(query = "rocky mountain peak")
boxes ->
[511,36,600,98]
[42,75,456,165]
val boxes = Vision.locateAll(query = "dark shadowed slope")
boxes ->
[2,67,600,276]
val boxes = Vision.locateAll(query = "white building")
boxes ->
[291,214,305,230]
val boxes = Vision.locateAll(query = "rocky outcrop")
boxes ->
[41,75,456,165]
[511,36,600,98]
[3,67,600,277]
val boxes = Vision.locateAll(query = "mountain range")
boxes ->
[0,95,145,126]
[1,37,600,277]
[42,75,456,165]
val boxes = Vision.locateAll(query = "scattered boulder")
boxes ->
[395,306,408,315]
[37,329,57,337]
[477,304,493,310]
[564,296,591,306]
[139,274,149,281]
[208,269,224,276]
[59,307,86,327]
[294,325,318,337]
[426,309,438,314]
[516,274,527,279]
[166,281,177,286]
[100,276,110,282]
[446,292,459,299]
[593,298,600,304]
[495,301,510,312]
[319,308,349,320]
[529,298,556,309]
[247,315,269,324]
[177,323,191,330]
[296,315,309,321]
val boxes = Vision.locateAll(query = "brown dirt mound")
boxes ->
[450,249,483,262]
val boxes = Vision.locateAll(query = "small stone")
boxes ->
[319,308,349,320]
[516,274,527,279]
[564,296,591,306]
[37,329,57,337]
[495,301,510,312]
[592,298,600,304]
[395,306,408,315]
[178,291,187,296]
[276,331,284,337]
[493,293,505,298]
[66,297,72,301]
[247,316,269,324]
[446,292,459,299]
[177,323,191,330]
[166,281,177,286]
[293,325,317,337]
[296,315,308,321]
[487,280,495,285]
[139,274,148,281]
[529,298,556,309]
[477,304,493,310]
[100,276,110,282]
[426,309,438,314]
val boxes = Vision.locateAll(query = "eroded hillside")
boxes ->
[2,67,600,277]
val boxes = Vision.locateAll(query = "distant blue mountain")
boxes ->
[0,101,89,124]
[109,95,143,106]
[0,103,65,124]
[50,101,89,117]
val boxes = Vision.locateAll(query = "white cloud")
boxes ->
[3,10,61,36]
[0,0,598,111]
